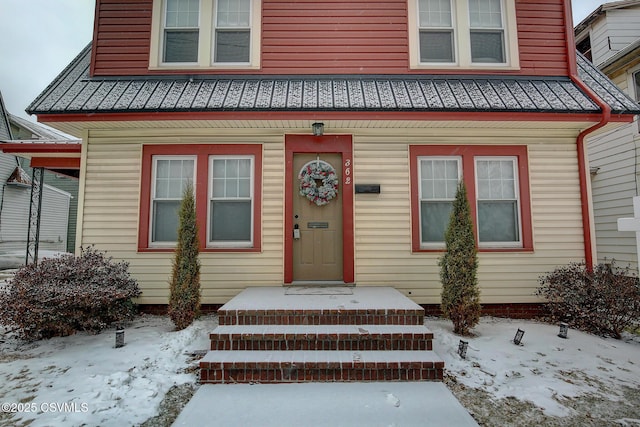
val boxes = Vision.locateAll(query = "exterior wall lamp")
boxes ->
[312,122,324,136]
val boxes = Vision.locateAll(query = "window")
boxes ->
[139,144,262,252]
[468,0,505,63]
[150,0,261,69]
[475,158,520,245]
[409,0,519,69]
[151,156,196,244]
[209,156,253,246]
[576,35,592,63]
[634,70,640,102]
[214,0,251,63]
[410,145,532,251]
[163,0,200,63]
[419,157,461,245]
[418,0,455,63]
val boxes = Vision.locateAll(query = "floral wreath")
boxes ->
[298,160,339,206]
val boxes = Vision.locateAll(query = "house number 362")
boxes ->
[344,159,351,185]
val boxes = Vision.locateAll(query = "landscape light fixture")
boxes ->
[312,122,324,136]
[513,328,525,345]
[458,340,469,359]
[558,323,569,339]
[115,327,125,348]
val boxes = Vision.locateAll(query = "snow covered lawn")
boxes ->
[1,315,639,426]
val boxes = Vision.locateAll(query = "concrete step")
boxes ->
[200,350,444,384]
[210,324,434,351]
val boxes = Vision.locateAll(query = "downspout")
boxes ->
[564,0,611,269]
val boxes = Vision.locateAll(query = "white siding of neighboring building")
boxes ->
[78,125,587,306]
[587,68,640,271]
[589,7,640,66]
[0,183,70,254]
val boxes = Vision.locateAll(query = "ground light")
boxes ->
[458,340,469,359]
[513,328,525,345]
[558,322,569,339]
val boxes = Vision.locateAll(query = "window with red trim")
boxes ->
[139,144,262,252]
[410,145,532,252]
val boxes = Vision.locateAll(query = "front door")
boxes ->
[292,153,343,282]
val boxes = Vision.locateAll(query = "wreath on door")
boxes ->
[298,160,339,206]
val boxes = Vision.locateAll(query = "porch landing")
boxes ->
[218,286,422,311]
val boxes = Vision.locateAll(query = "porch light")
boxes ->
[458,340,468,359]
[312,122,324,136]
[513,328,525,345]
[558,323,569,339]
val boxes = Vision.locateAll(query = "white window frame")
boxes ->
[213,0,253,65]
[150,155,197,247]
[474,156,522,248]
[418,156,462,248]
[150,0,262,70]
[408,0,520,70]
[207,155,255,248]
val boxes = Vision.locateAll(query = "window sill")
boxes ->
[138,247,261,253]
[413,246,534,253]
[409,63,520,71]
[148,64,261,72]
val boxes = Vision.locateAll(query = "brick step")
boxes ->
[210,325,433,351]
[200,350,444,384]
[217,309,424,326]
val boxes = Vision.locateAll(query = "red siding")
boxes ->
[91,0,153,76]
[91,0,571,77]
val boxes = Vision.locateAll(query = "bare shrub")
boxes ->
[537,261,640,338]
[0,247,141,341]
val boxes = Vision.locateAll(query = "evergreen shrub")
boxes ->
[168,182,201,330]
[439,181,481,336]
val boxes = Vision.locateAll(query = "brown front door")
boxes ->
[292,153,343,282]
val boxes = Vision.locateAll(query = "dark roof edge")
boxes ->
[26,42,93,115]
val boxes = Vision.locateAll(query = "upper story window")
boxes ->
[409,0,519,70]
[150,0,261,70]
[215,0,251,63]
[633,70,640,102]
[163,0,200,63]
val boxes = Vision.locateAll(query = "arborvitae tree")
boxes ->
[168,182,201,330]
[438,181,481,336]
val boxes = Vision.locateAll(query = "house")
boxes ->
[8,0,640,313]
[575,0,640,271]
[0,91,73,266]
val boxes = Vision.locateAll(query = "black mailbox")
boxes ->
[355,184,381,194]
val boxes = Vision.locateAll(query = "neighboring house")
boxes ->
[8,114,80,253]
[575,0,640,271]
[6,0,640,311]
[0,91,72,262]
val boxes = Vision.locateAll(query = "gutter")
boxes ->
[565,1,612,269]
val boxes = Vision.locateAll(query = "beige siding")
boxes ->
[80,126,586,305]
[352,135,584,304]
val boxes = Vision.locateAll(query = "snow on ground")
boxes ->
[430,317,640,419]
[0,315,216,427]
[0,314,638,426]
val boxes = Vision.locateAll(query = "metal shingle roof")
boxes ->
[26,44,640,117]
